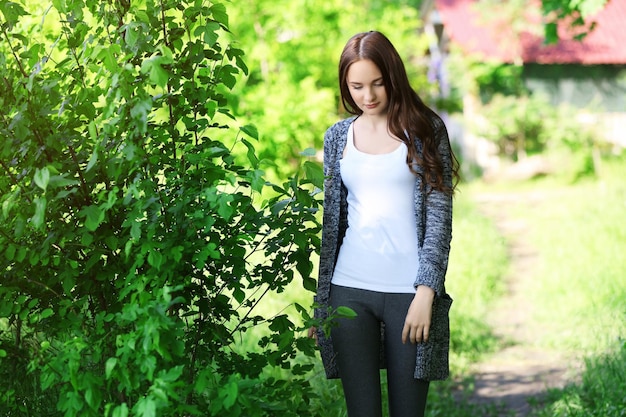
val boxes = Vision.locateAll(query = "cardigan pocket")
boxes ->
[414,293,453,380]
[431,293,453,342]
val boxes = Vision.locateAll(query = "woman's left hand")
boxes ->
[402,285,435,344]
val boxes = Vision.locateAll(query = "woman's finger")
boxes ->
[402,322,410,344]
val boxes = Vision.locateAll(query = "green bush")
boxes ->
[0,1,325,416]
[475,93,554,160]
[470,92,604,178]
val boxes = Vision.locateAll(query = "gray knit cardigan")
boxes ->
[314,115,454,381]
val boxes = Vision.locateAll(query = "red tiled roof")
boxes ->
[435,0,626,64]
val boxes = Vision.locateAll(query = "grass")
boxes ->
[532,340,626,417]
[519,156,626,416]
[482,157,626,354]
[465,154,626,417]
[446,192,509,370]
[526,176,626,352]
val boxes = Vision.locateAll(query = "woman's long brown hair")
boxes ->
[339,31,459,194]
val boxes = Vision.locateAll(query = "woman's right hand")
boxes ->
[307,326,318,345]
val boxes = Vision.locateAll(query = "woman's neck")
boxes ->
[357,113,389,132]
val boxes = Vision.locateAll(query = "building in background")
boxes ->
[421,0,626,175]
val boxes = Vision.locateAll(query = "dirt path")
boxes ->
[467,191,581,416]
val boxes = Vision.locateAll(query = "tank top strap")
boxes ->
[345,122,356,153]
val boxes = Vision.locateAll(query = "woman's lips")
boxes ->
[365,103,379,109]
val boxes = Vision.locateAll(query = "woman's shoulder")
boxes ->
[325,116,356,138]
[323,117,356,155]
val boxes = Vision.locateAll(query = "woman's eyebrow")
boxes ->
[348,77,383,85]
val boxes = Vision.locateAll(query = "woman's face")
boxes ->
[346,59,388,117]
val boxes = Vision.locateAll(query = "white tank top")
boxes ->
[332,122,419,294]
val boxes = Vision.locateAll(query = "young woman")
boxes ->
[310,31,459,417]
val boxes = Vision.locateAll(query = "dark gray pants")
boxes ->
[330,284,430,417]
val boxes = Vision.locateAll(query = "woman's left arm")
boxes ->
[404,118,454,344]
[414,119,454,296]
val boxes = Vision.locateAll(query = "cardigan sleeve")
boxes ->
[316,127,335,302]
[316,123,344,307]
[413,116,454,296]
[317,119,352,297]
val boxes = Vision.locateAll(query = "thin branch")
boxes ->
[24,278,62,299]
[58,18,86,89]
[1,25,28,77]
[160,0,169,47]
[159,0,177,164]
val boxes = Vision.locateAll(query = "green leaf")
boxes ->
[158,365,183,382]
[303,161,324,189]
[336,306,357,319]
[130,97,153,133]
[228,46,249,75]
[241,138,259,168]
[124,241,133,258]
[1,193,15,219]
[80,205,105,231]
[86,148,98,173]
[210,3,229,27]
[135,397,156,417]
[105,236,119,251]
[141,55,170,88]
[221,379,239,410]
[245,169,265,193]
[40,308,54,319]
[202,21,220,46]
[32,196,47,228]
[217,64,238,89]
[147,250,163,270]
[81,232,93,247]
[48,175,80,188]
[150,63,169,87]
[34,167,50,191]
[105,357,117,379]
[62,276,75,295]
[130,221,141,240]
[5,244,16,261]
[194,369,212,394]
[124,22,140,48]
[16,246,27,262]
[302,276,316,293]
[0,1,28,27]
[240,124,258,140]
[233,286,245,303]
[271,198,291,215]
[170,246,183,263]
[112,403,129,417]
[216,194,234,219]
